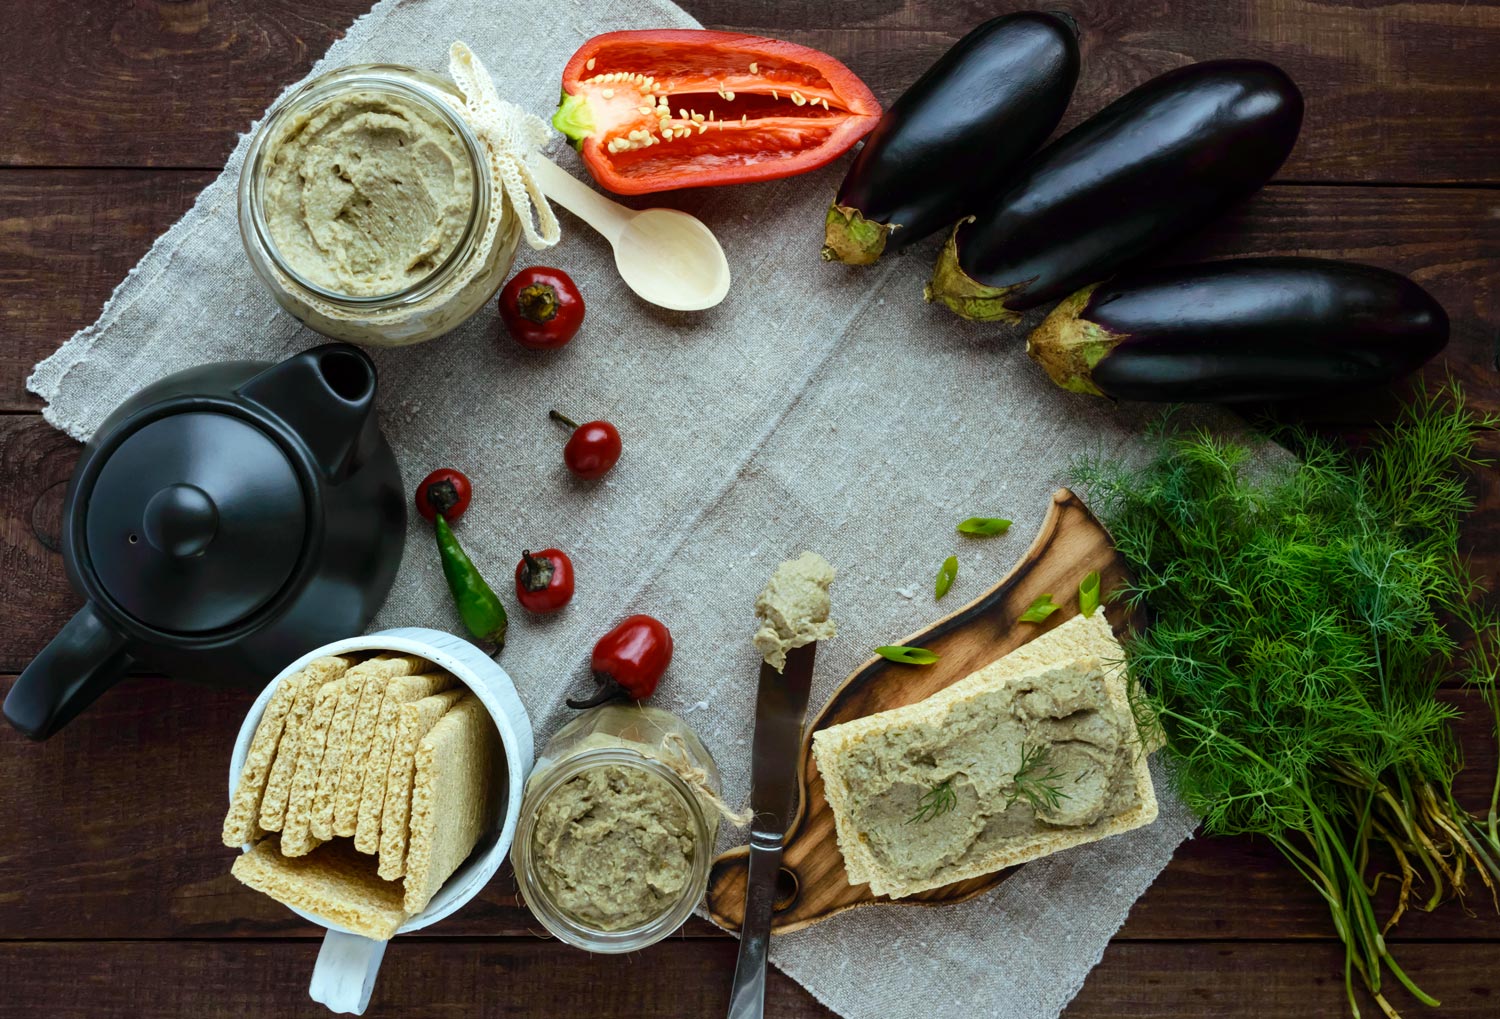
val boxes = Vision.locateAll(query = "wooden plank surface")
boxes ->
[4,0,1498,183]
[2,0,1500,1018]
[0,940,1496,1019]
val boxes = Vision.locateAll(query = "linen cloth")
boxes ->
[29,1,1206,1016]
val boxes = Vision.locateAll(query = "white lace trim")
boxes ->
[448,40,560,252]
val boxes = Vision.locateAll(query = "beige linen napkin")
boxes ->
[29,1,1204,1016]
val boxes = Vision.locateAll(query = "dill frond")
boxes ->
[1070,381,1500,1018]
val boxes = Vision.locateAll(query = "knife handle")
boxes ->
[726,835,784,1019]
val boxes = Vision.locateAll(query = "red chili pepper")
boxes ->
[515,548,575,613]
[499,267,585,350]
[568,614,673,708]
[415,468,473,523]
[552,30,881,195]
[549,410,622,480]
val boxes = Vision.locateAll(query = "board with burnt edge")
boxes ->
[707,489,1132,932]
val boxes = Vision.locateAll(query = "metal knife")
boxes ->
[726,641,817,1019]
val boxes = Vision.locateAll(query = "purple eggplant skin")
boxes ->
[1026,258,1450,403]
[927,60,1304,322]
[821,11,1080,266]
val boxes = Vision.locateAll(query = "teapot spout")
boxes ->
[239,344,379,482]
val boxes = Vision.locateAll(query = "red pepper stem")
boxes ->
[516,282,560,323]
[519,549,553,592]
[549,409,580,431]
[566,676,626,710]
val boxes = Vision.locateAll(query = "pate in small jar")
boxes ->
[238,44,556,346]
[512,703,732,952]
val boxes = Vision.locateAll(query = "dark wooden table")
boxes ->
[2,2,1498,1017]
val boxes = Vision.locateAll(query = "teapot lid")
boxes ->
[82,411,307,633]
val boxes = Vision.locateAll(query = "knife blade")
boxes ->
[727,641,817,1019]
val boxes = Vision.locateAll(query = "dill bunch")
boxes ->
[1070,382,1500,1019]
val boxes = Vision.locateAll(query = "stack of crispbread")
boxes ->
[224,652,502,940]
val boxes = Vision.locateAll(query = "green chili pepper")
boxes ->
[433,514,508,648]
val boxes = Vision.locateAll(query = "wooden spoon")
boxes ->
[531,156,731,311]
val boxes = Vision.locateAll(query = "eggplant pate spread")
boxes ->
[814,614,1158,900]
[264,90,474,297]
[852,658,1139,879]
[752,551,837,671]
[530,753,696,931]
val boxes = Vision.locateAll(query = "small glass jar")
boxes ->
[513,704,722,953]
[238,64,521,346]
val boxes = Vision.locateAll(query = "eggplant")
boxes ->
[1026,258,1449,403]
[926,60,1304,322]
[821,11,1080,266]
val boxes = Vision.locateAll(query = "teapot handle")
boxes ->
[4,603,133,740]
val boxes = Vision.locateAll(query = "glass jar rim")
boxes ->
[241,64,489,308]
[513,746,716,953]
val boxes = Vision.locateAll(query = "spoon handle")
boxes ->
[531,156,634,245]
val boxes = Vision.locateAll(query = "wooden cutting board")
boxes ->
[705,488,1131,934]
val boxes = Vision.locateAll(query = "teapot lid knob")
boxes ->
[141,484,218,558]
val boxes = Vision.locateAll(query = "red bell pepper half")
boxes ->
[552,30,881,195]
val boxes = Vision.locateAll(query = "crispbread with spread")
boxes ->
[354,672,454,854]
[812,612,1156,898]
[378,688,465,880]
[402,694,499,914]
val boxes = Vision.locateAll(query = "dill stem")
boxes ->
[1375,780,1448,908]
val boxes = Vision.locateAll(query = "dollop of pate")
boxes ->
[842,660,1138,886]
[531,763,694,931]
[264,90,473,297]
[753,551,837,671]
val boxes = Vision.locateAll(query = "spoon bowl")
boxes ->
[532,156,731,312]
[615,208,732,311]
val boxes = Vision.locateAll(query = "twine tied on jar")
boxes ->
[448,41,561,251]
[659,731,755,826]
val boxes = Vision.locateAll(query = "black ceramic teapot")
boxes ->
[4,344,406,739]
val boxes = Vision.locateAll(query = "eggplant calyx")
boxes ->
[551,90,593,150]
[1025,284,1119,398]
[821,203,893,265]
[923,223,1025,324]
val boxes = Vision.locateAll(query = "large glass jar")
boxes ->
[512,704,722,953]
[238,64,520,346]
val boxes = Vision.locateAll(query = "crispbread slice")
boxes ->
[280,677,345,857]
[403,695,499,914]
[312,655,428,841]
[377,689,465,881]
[251,656,352,836]
[353,673,453,854]
[230,836,406,941]
[812,612,1156,899]
[222,662,311,848]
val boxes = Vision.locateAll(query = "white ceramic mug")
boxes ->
[227,627,534,1015]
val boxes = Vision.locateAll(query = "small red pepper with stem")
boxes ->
[499,267,585,350]
[567,614,673,708]
[550,410,622,480]
[414,468,472,523]
[515,548,575,613]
